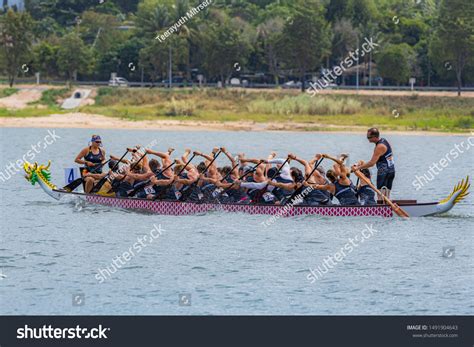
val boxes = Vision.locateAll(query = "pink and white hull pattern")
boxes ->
[23,161,470,218]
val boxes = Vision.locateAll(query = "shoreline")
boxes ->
[0,112,471,136]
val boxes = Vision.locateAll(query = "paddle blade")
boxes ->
[90,178,106,194]
[62,177,83,192]
[393,203,410,218]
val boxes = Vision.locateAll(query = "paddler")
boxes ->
[83,160,119,196]
[353,128,396,198]
[74,135,107,193]
[305,154,359,205]
[74,134,106,173]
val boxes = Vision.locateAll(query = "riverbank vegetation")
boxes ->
[80,88,473,132]
[1,87,472,132]
[0,87,18,97]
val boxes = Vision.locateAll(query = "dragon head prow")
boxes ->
[23,160,55,187]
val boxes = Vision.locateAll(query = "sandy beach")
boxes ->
[0,112,470,136]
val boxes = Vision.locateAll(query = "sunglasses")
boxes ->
[94,141,102,144]
[367,136,375,139]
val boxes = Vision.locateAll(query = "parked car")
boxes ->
[108,77,129,87]
[282,80,302,89]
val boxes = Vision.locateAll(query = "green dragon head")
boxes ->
[23,161,54,187]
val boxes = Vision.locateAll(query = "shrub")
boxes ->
[246,94,362,115]
[165,97,195,117]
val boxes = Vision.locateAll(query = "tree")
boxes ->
[198,12,253,86]
[139,41,170,83]
[33,40,60,78]
[277,0,332,91]
[0,9,34,86]
[79,11,126,52]
[57,32,93,80]
[345,0,378,27]
[433,0,474,95]
[113,0,140,14]
[326,0,349,22]
[377,43,415,85]
[331,18,358,63]
[257,17,284,85]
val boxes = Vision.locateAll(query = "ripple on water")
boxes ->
[191,266,207,271]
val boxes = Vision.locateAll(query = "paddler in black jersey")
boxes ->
[74,135,106,193]
[354,128,396,198]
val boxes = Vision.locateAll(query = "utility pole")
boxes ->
[369,51,372,87]
[169,44,172,89]
[356,36,359,90]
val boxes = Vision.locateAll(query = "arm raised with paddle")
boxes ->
[321,154,409,217]
[179,149,222,202]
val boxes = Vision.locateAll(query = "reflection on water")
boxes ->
[0,128,472,315]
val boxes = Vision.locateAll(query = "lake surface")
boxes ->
[0,127,473,315]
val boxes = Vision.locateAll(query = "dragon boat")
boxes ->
[23,161,469,218]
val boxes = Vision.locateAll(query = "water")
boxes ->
[0,128,473,315]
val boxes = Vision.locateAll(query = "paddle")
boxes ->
[219,160,265,196]
[252,156,291,203]
[221,162,240,183]
[153,153,197,201]
[352,169,409,218]
[63,160,110,192]
[180,150,222,202]
[126,161,176,197]
[90,150,129,194]
[285,157,324,203]
[106,150,148,194]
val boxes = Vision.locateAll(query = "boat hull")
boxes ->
[23,161,469,218]
[55,190,410,217]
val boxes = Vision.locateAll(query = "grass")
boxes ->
[82,87,474,132]
[0,87,18,97]
[30,88,70,108]
[0,87,70,117]
[1,86,473,132]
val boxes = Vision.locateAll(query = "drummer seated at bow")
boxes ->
[305,153,359,206]
[74,135,107,193]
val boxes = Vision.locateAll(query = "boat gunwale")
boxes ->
[52,189,438,208]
